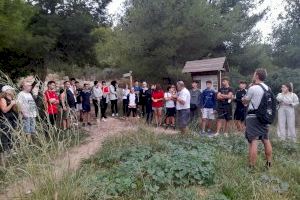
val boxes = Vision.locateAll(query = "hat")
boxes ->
[2,85,15,92]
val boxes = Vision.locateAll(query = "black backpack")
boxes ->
[254,84,277,125]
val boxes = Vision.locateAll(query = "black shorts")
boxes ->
[245,114,269,143]
[217,105,232,121]
[166,107,176,117]
[234,107,246,121]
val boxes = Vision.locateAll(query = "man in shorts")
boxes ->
[242,68,272,169]
[175,81,191,134]
[201,80,216,135]
[214,77,234,137]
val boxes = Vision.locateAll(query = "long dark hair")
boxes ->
[111,80,117,91]
[283,83,292,92]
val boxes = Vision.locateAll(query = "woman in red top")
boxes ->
[44,81,59,126]
[151,84,164,127]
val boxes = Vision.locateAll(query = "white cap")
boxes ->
[1,85,15,92]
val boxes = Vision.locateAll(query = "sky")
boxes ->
[107,0,286,40]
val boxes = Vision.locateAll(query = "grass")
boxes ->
[29,126,299,200]
[0,72,87,196]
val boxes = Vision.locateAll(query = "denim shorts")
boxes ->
[177,109,190,128]
[23,117,36,134]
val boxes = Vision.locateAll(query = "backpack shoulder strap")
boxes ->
[257,83,269,92]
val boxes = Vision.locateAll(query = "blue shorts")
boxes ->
[23,117,36,134]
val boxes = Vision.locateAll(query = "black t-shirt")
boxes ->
[76,88,83,103]
[235,89,247,109]
[218,87,234,107]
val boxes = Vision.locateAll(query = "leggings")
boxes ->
[111,100,118,114]
[92,99,100,118]
[100,99,108,119]
[123,99,129,116]
[127,108,137,117]
[146,103,153,124]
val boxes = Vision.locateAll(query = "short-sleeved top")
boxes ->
[17,91,37,118]
[176,88,191,110]
[44,90,59,114]
[235,89,247,109]
[244,83,268,111]
[152,90,164,108]
[80,90,92,105]
[164,92,175,108]
[218,87,234,108]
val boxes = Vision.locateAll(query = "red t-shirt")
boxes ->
[103,86,109,93]
[152,90,164,108]
[44,90,59,114]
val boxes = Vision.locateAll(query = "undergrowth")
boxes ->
[31,127,299,200]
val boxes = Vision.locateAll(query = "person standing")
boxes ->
[214,77,234,137]
[127,87,138,117]
[109,80,119,117]
[44,81,59,126]
[91,81,102,119]
[75,81,83,122]
[17,81,38,141]
[234,81,247,132]
[145,84,154,124]
[164,85,176,129]
[101,81,109,121]
[175,81,191,134]
[242,68,273,169]
[201,81,216,135]
[60,84,70,130]
[80,83,92,126]
[139,82,148,117]
[190,81,201,121]
[122,84,130,117]
[0,86,17,154]
[152,84,164,127]
[276,83,299,142]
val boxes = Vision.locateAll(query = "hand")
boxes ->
[49,98,56,103]
[11,100,16,105]
[63,107,67,111]
[153,99,158,103]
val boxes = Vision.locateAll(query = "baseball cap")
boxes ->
[2,85,15,92]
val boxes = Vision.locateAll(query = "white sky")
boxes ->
[107,0,286,40]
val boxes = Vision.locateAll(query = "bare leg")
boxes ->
[216,119,224,133]
[171,117,175,126]
[202,118,207,131]
[158,109,162,126]
[248,140,258,167]
[262,139,272,163]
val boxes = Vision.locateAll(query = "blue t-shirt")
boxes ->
[201,89,216,109]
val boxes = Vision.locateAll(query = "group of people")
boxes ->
[0,68,299,168]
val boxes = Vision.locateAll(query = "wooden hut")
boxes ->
[182,57,229,91]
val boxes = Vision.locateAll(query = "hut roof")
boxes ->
[182,57,229,73]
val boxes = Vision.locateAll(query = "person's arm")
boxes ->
[177,93,187,105]
[164,93,170,101]
[217,91,223,100]
[222,91,233,100]
[0,98,16,113]
[276,93,283,102]
[242,87,254,105]
[291,93,299,107]
[61,92,67,110]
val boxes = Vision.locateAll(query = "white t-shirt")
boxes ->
[122,89,130,100]
[244,83,268,110]
[176,88,191,110]
[109,85,118,100]
[17,91,37,118]
[164,92,175,108]
[128,93,137,107]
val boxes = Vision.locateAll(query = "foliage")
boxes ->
[80,131,216,199]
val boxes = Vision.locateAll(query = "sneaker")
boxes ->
[265,161,272,169]
[116,113,119,117]
[102,118,107,122]
[199,130,206,135]
[224,133,229,137]
[112,113,115,117]
[209,132,219,137]
[87,122,92,126]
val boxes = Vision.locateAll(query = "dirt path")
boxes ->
[0,118,136,199]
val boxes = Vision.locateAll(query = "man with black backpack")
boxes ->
[242,68,276,169]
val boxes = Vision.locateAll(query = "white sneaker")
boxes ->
[224,133,229,137]
[213,132,220,137]
[116,113,119,117]
[102,118,107,122]
[112,113,115,117]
